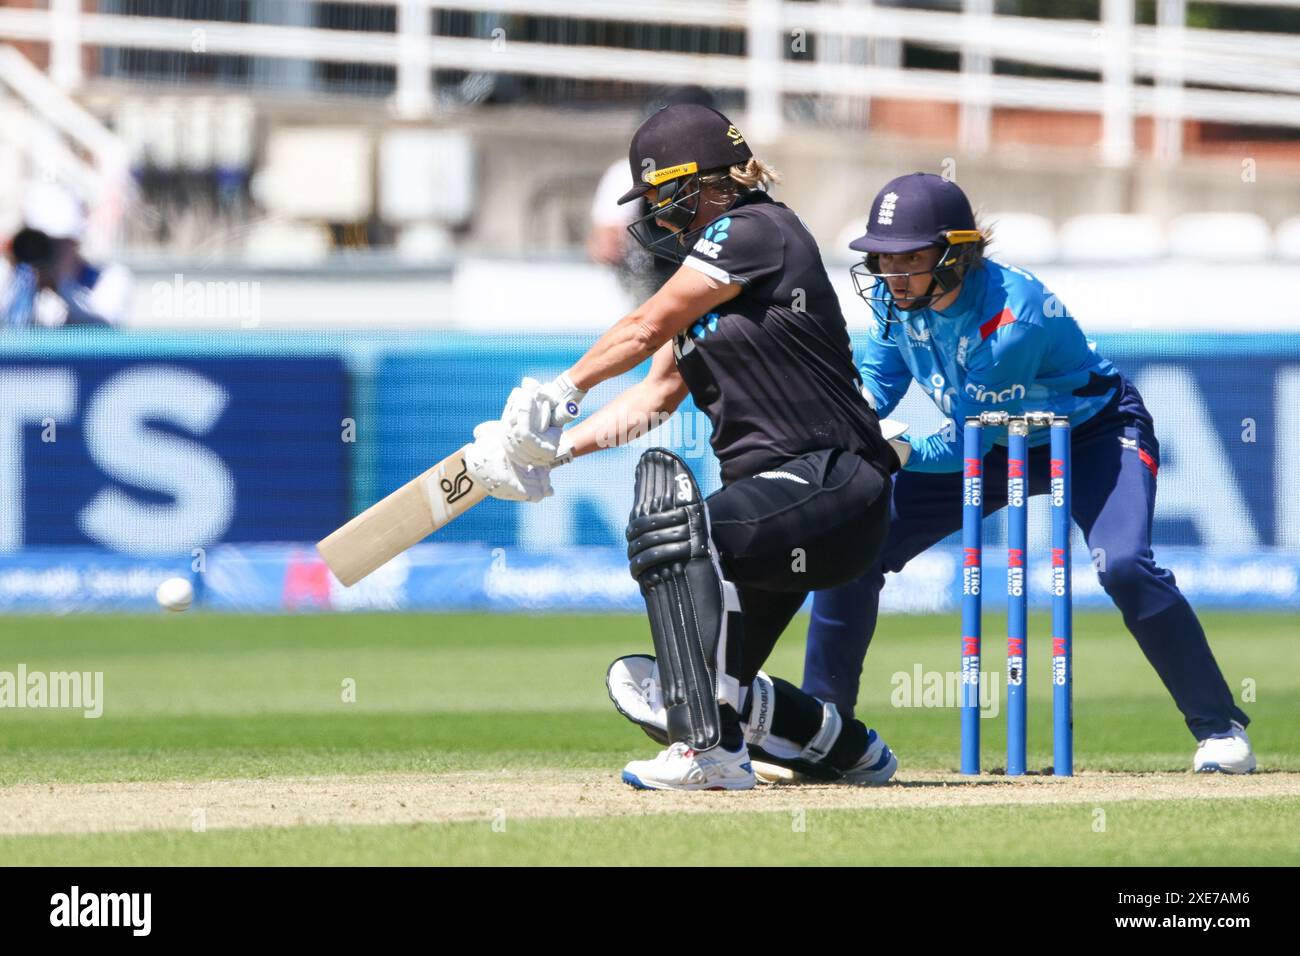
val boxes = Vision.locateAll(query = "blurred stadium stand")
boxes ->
[1,0,1297,329]
[2,0,1299,267]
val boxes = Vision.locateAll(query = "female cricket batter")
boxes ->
[801,172,1255,773]
[463,103,900,790]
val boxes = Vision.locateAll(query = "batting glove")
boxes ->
[465,420,554,502]
[878,418,912,467]
[503,374,585,468]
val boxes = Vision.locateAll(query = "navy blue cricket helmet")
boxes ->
[849,172,984,316]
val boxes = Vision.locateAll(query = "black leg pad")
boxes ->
[626,449,740,751]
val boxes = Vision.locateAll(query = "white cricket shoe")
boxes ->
[1194,721,1256,774]
[622,741,757,791]
[841,728,899,785]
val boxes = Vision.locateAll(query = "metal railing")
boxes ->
[0,44,130,254]
[0,0,1297,167]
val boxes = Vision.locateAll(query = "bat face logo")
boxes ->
[440,458,475,504]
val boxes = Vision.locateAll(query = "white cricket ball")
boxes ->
[155,576,194,613]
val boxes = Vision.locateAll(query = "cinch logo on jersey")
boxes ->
[877,191,899,225]
[691,217,731,259]
[965,382,1026,404]
[50,886,151,936]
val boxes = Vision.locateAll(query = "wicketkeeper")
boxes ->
[802,172,1255,773]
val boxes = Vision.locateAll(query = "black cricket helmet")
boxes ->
[618,103,752,263]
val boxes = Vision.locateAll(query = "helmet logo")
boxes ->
[645,161,698,186]
[877,191,899,226]
[726,125,745,146]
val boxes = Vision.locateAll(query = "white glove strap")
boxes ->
[555,432,575,466]
[550,373,587,424]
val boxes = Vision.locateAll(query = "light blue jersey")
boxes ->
[857,259,1121,472]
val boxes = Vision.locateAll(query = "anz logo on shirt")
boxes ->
[691,217,732,260]
[675,312,720,358]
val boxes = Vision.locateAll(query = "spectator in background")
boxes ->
[587,86,718,303]
[1,182,131,329]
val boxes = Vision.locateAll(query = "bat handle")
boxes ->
[546,373,586,427]
[549,400,580,428]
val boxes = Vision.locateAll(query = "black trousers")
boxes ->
[705,448,891,685]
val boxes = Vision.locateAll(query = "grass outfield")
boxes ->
[1,610,1296,865]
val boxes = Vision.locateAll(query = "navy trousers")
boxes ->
[801,380,1249,740]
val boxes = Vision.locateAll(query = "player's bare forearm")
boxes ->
[566,266,740,391]
[563,343,687,458]
[567,312,666,390]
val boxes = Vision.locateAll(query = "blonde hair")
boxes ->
[727,157,781,191]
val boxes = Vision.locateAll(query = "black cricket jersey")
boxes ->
[673,191,898,484]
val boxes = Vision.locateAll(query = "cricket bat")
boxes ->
[317,444,487,587]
